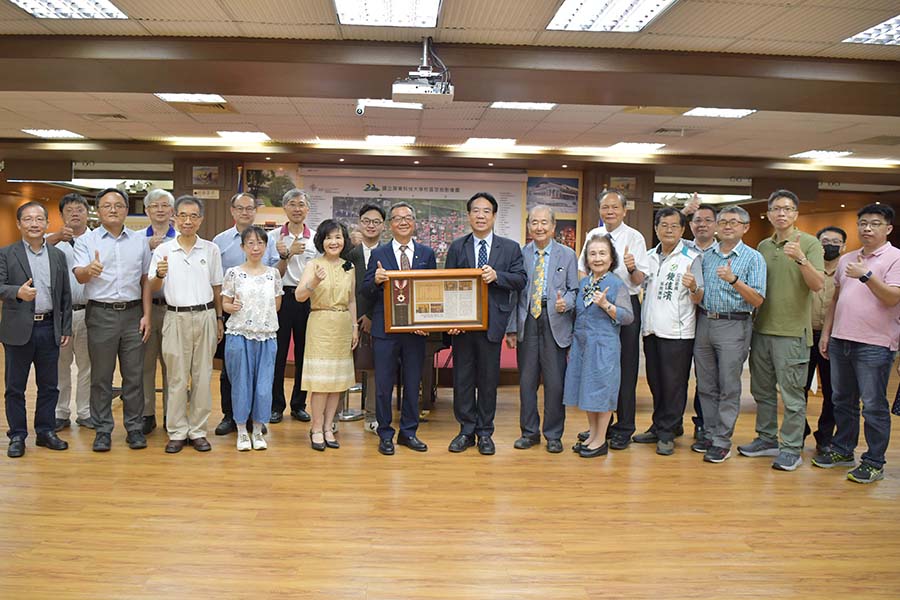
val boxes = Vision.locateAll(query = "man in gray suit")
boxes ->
[506,205,578,453]
[0,201,72,458]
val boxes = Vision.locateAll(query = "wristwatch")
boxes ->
[859,270,873,283]
[795,257,808,266]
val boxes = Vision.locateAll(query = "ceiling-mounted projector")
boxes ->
[392,37,454,105]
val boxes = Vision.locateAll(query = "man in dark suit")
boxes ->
[363,202,437,455]
[506,205,578,453]
[0,201,72,458]
[348,203,385,434]
[445,192,527,455]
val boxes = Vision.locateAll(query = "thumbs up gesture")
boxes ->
[592,286,610,308]
[555,290,567,313]
[623,244,636,273]
[155,256,169,278]
[845,257,869,280]
[17,278,36,302]
[374,260,388,284]
[232,291,243,313]
[783,232,805,262]
[717,259,736,283]
[682,271,697,292]
[88,250,104,278]
[313,262,327,282]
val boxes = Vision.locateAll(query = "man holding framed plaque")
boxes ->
[363,202,437,456]
[446,192,527,455]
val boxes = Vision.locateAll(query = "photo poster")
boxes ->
[299,167,527,267]
[525,171,582,252]
[243,162,303,228]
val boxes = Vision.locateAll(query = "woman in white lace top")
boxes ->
[222,226,284,451]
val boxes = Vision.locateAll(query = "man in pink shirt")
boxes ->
[816,203,900,484]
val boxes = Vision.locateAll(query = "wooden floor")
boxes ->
[1,364,899,600]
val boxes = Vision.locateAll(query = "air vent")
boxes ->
[172,102,237,115]
[654,127,704,137]
[852,136,900,146]
[84,113,128,122]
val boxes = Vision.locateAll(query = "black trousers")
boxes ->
[805,329,835,448]
[644,335,694,442]
[610,294,641,439]
[272,288,310,414]
[4,320,59,440]
[452,331,501,438]
[215,312,233,419]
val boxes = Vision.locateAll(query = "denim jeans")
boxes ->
[829,338,895,468]
[224,334,276,426]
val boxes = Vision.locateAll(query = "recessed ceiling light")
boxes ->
[562,164,568,168]
[844,14,900,45]
[9,0,127,19]
[217,131,271,142]
[791,150,852,159]
[413,160,420,165]
[841,204,846,208]
[876,201,882,204]
[358,98,423,110]
[335,0,441,27]
[684,107,756,119]
[339,158,345,162]
[265,157,271,161]
[547,0,680,32]
[610,142,666,153]
[488,162,494,166]
[155,93,226,103]
[460,137,517,148]
[490,102,556,111]
[22,128,84,139]
[366,135,416,146]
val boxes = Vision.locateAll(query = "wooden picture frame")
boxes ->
[383,268,489,333]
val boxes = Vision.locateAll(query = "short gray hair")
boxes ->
[144,188,174,207]
[717,205,750,223]
[174,195,204,217]
[389,201,416,220]
[282,188,310,206]
[599,188,627,208]
[528,204,556,224]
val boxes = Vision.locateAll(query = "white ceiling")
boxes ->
[0,0,898,61]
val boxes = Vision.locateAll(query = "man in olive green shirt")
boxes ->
[738,190,825,471]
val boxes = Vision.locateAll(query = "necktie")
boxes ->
[530,250,545,319]
[477,240,487,268]
[399,244,410,270]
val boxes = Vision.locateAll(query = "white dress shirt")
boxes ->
[580,222,649,296]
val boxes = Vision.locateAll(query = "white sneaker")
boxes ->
[236,432,252,452]
[365,421,378,435]
[251,431,267,451]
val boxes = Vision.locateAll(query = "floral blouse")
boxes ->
[221,266,284,341]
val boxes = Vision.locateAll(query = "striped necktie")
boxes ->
[477,240,487,268]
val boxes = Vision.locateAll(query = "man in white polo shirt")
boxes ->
[149,195,223,454]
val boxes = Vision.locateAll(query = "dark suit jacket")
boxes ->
[363,240,437,340]
[445,233,527,343]
[0,241,72,346]
[348,243,376,321]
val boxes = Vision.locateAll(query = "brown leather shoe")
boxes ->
[165,439,187,454]
[190,437,212,452]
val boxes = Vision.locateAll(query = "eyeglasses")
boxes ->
[717,219,748,227]
[391,216,415,223]
[656,223,683,231]
[232,205,256,213]
[691,218,715,224]
[857,220,886,229]
[469,208,494,216]
[360,218,383,226]
[768,206,797,214]
[19,216,47,224]
[284,201,308,209]
[177,213,201,221]
[146,203,170,211]
[819,237,844,245]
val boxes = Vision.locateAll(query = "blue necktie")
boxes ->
[477,240,487,268]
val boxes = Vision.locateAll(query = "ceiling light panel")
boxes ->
[9,0,127,19]
[490,102,557,110]
[358,98,423,110]
[460,137,518,148]
[216,131,271,142]
[844,14,900,46]
[365,135,416,145]
[22,128,84,138]
[547,0,680,33]
[684,107,756,119]
[335,0,441,28]
[790,150,852,159]
[155,93,226,103]
[609,142,665,153]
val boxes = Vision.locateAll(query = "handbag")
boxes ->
[354,330,374,370]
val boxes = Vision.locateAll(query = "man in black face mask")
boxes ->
[805,226,846,453]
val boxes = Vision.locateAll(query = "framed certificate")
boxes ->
[383,268,489,333]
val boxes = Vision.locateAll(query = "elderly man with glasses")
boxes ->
[691,206,766,464]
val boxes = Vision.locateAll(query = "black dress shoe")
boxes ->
[141,415,157,435]
[609,435,631,450]
[291,409,311,422]
[477,435,496,455]
[75,417,95,429]
[579,442,609,458]
[36,431,68,451]
[270,411,283,424]
[165,439,187,454]
[513,435,541,449]
[398,435,428,452]
[572,441,584,453]
[190,437,212,452]
[546,439,563,453]
[214,417,236,436]
[378,438,395,455]
[324,433,340,449]
[632,429,659,444]
[126,430,147,450]
[7,437,25,458]
[54,418,71,432]
[577,430,590,442]
[448,433,475,453]
[309,431,326,452]
[93,432,112,452]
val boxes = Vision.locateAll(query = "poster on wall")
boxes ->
[300,167,527,267]
[609,176,638,198]
[191,166,219,186]
[244,162,303,227]
[526,176,579,214]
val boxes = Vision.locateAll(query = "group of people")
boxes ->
[1,185,897,484]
